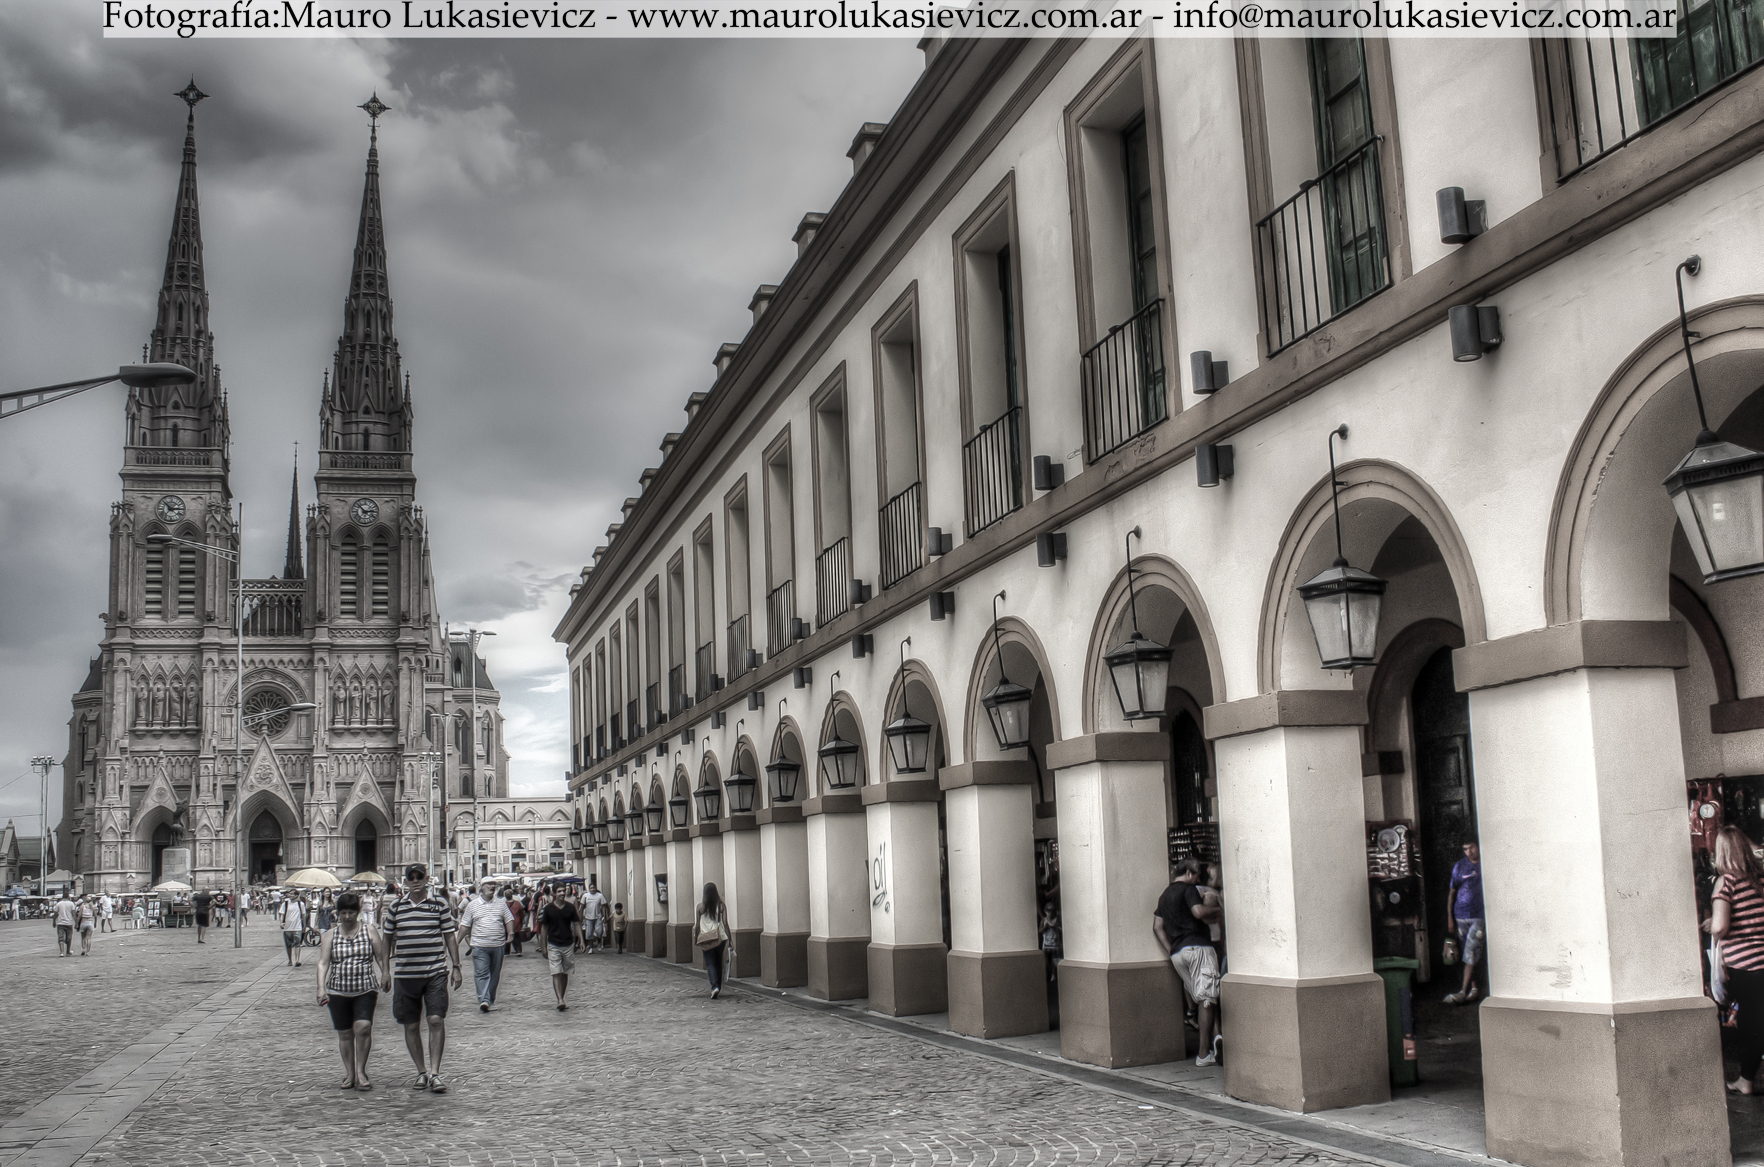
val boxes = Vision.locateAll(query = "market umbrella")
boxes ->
[552,875,584,885]
[152,880,193,892]
[348,871,388,885]
[283,868,344,889]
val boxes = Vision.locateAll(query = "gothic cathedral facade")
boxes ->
[60,90,510,893]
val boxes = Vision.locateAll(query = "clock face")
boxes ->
[350,498,380,525]
[156,496,186,523]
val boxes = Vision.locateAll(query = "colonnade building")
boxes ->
[553,33,1764,1166]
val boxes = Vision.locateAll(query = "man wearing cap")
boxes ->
[381,864,461,1093]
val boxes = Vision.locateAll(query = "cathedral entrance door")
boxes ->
[151,823,171,885]
[249,813,283,882]
[354,820,377,875]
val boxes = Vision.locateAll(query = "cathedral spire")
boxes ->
[320,93,407,457]
[130,80,225,455]
[283,446,304,580]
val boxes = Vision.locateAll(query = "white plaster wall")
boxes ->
[723,828,763,934]
[807,812,869,941]
[1388,40,1543,273]
[625,843,646,924]
[1055,759,1169,966]
[644,841,665,925]
[945,784,1039,954]
[866,801,943,947]
[666,839,694,930]
[690,834,724,916]
[760,820,811,935]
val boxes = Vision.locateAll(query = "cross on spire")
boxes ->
[359,92,389,149]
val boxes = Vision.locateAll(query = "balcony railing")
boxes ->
[127,447,221,467]
[1081,300,1167,463]
[323,451,409,471]
[963,405,1023,535]
[238,580,304,637]
[668,663,688,717]
[1254,136,1389,356]
[695,642,715,701]
[728,614,752,679]
[765,579,795,657]
[879,480,924,590]
[645,682,662,729]
[626,698,641,740]
[815,537,851,627]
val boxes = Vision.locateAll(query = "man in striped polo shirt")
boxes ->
[382,864,462,1093]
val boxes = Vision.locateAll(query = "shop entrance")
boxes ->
[354,820,378,874]
[249,813,283,882]
[1413,646,1478,984]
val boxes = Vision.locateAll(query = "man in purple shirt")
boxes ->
[1444,840,1484,1005]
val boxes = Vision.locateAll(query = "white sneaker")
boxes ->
[711,987,720,999]
[1195,1050,1218,1067]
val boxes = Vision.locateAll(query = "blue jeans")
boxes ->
[472,944,506,1005]
[704,942,727,992]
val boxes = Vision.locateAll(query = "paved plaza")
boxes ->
[0,919,1508,1167]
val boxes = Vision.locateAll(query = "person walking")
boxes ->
[695,883,733,999]
[1443,840,1485,1005]
[505,887,526,957]
[1712,826,1764,1095]
[52,891,77,956]
[537,887,584,1011]
[458,884,514,1013]
[194,888,214,944]
[317,891,388,1091]
[99,893,114,933]
[76,896,97,955]
[611,903,627,954]
[237,886,250,927]
[1154,858,1223,1067]
[131,898,146,930]
[581,881,608,954]
[278,893,308,968]
[382,864,461,1093]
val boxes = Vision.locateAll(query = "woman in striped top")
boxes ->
[317,891,390,1091]
[1713,826,1764,1095]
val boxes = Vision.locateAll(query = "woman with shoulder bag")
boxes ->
[1712,825,1764,1095]
[695,883,733,999]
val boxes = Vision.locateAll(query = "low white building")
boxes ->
[444,797,571,883]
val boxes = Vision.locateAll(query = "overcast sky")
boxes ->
[0,9,926,836]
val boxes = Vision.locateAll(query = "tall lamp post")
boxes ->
[417,751,441,872]
[30,756,55,896]
[1,363,194,421]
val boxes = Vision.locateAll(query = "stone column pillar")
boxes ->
[940,761,1046,1038]
[759,805,810,986]
[1205,693,1388,1112]
[665,829,694,963]
[608,842,628,931]
[805,791,868,1000]
[624,840,648,954]
[722,814,762,978]
[689,824,724,970]
[1454,625,1724,1167]
[1046,733,1181,1068]
[863,779,948,1016]
[644,835,667,958]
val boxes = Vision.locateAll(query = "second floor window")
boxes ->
[1123,119,1158,315]
[1634,0,1764,125]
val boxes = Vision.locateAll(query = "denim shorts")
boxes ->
[1460,918,1486,966]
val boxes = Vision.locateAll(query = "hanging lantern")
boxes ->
[723,766,757,814]
[626,808,644,837]
[1665,435,1764,583]
[608,816,626,842]
[982,678,1035,748]
[818,736,861,789]
[568,829,582,851]
[694,782,723,823]
[1298,558,1387,670]
[667,792,690,829]
[1105,633,1172,720]
[594,822,610,845]
[643,803,664,835]
[883,714,932,774]
[766,756,802,802]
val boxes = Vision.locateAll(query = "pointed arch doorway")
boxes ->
[355,819,378,874]
[249,813,283,882]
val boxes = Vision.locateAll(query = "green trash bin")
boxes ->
[1374,956,1420,1087]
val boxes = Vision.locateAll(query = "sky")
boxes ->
[0,8,927,836]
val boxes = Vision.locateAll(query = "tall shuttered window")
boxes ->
[143,548,165,617]
[1122,118,1158,314]
[339,535,359,618]
[371,536,390,617]
[176,549,198,617]
[1634,0,1764,125]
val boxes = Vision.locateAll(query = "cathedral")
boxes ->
[58,85,510,893]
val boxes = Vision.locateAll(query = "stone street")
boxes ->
[0,919,1478,1167]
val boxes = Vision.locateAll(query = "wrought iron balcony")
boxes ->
[645,682,662,729]
[695,642,715,701]
[963,405,1023,535]
[815,537,851,627]
[727,614,752,679]
[668,663,688,717]
[765,579,795,658]
[1082,300,1166,462]
[879,481,923,590]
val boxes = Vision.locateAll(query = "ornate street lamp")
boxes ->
[608,815,626,842]
[1296,427,1387,670]
[981,591,1034,749]
[766,756,802,802]
[668,787,690,829]
[644,801,664,835]
[1664,257,1764,583]
[724,719,758,813]
[883,637,933,774]
[1105,528,1174,719]
[626,805,645,838]
[594,822,610,845]
[817,670,861,790]
[569,829,583,851]
[695,757,724,822]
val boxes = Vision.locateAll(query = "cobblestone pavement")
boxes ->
[0,921,1446,1167]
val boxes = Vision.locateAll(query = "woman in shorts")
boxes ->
[316,891,388,1090]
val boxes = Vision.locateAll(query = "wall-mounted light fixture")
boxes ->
[817,671,860,790]
[608,814,626,842]
[680,727,694,745]
[746,648,764,672]
[850,579,873,607]
[883,637,932,774]
[793,665,812,689]
[1104,526,1173,721]
[851,633,873,658]
[747,691,764,711]
[1664,256,1764,584]
[765,702,802,802]
[1197,443,1234,488]
[1036,531,1067,567]
[1448,304,1502,362]
[724,721,757,814]
[1190,351,1229,394]
[711,674,725,692]
[980,591,1033,750]
[927,527,954,557]
[693,758,723,823]
[1296,425,1387,670]
[653,742,667,759]
[930,591,956,621]
[710,710,726,729]
[1033,455,1065,491]
[1436,187,1487,245]
[791,617,812,641]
